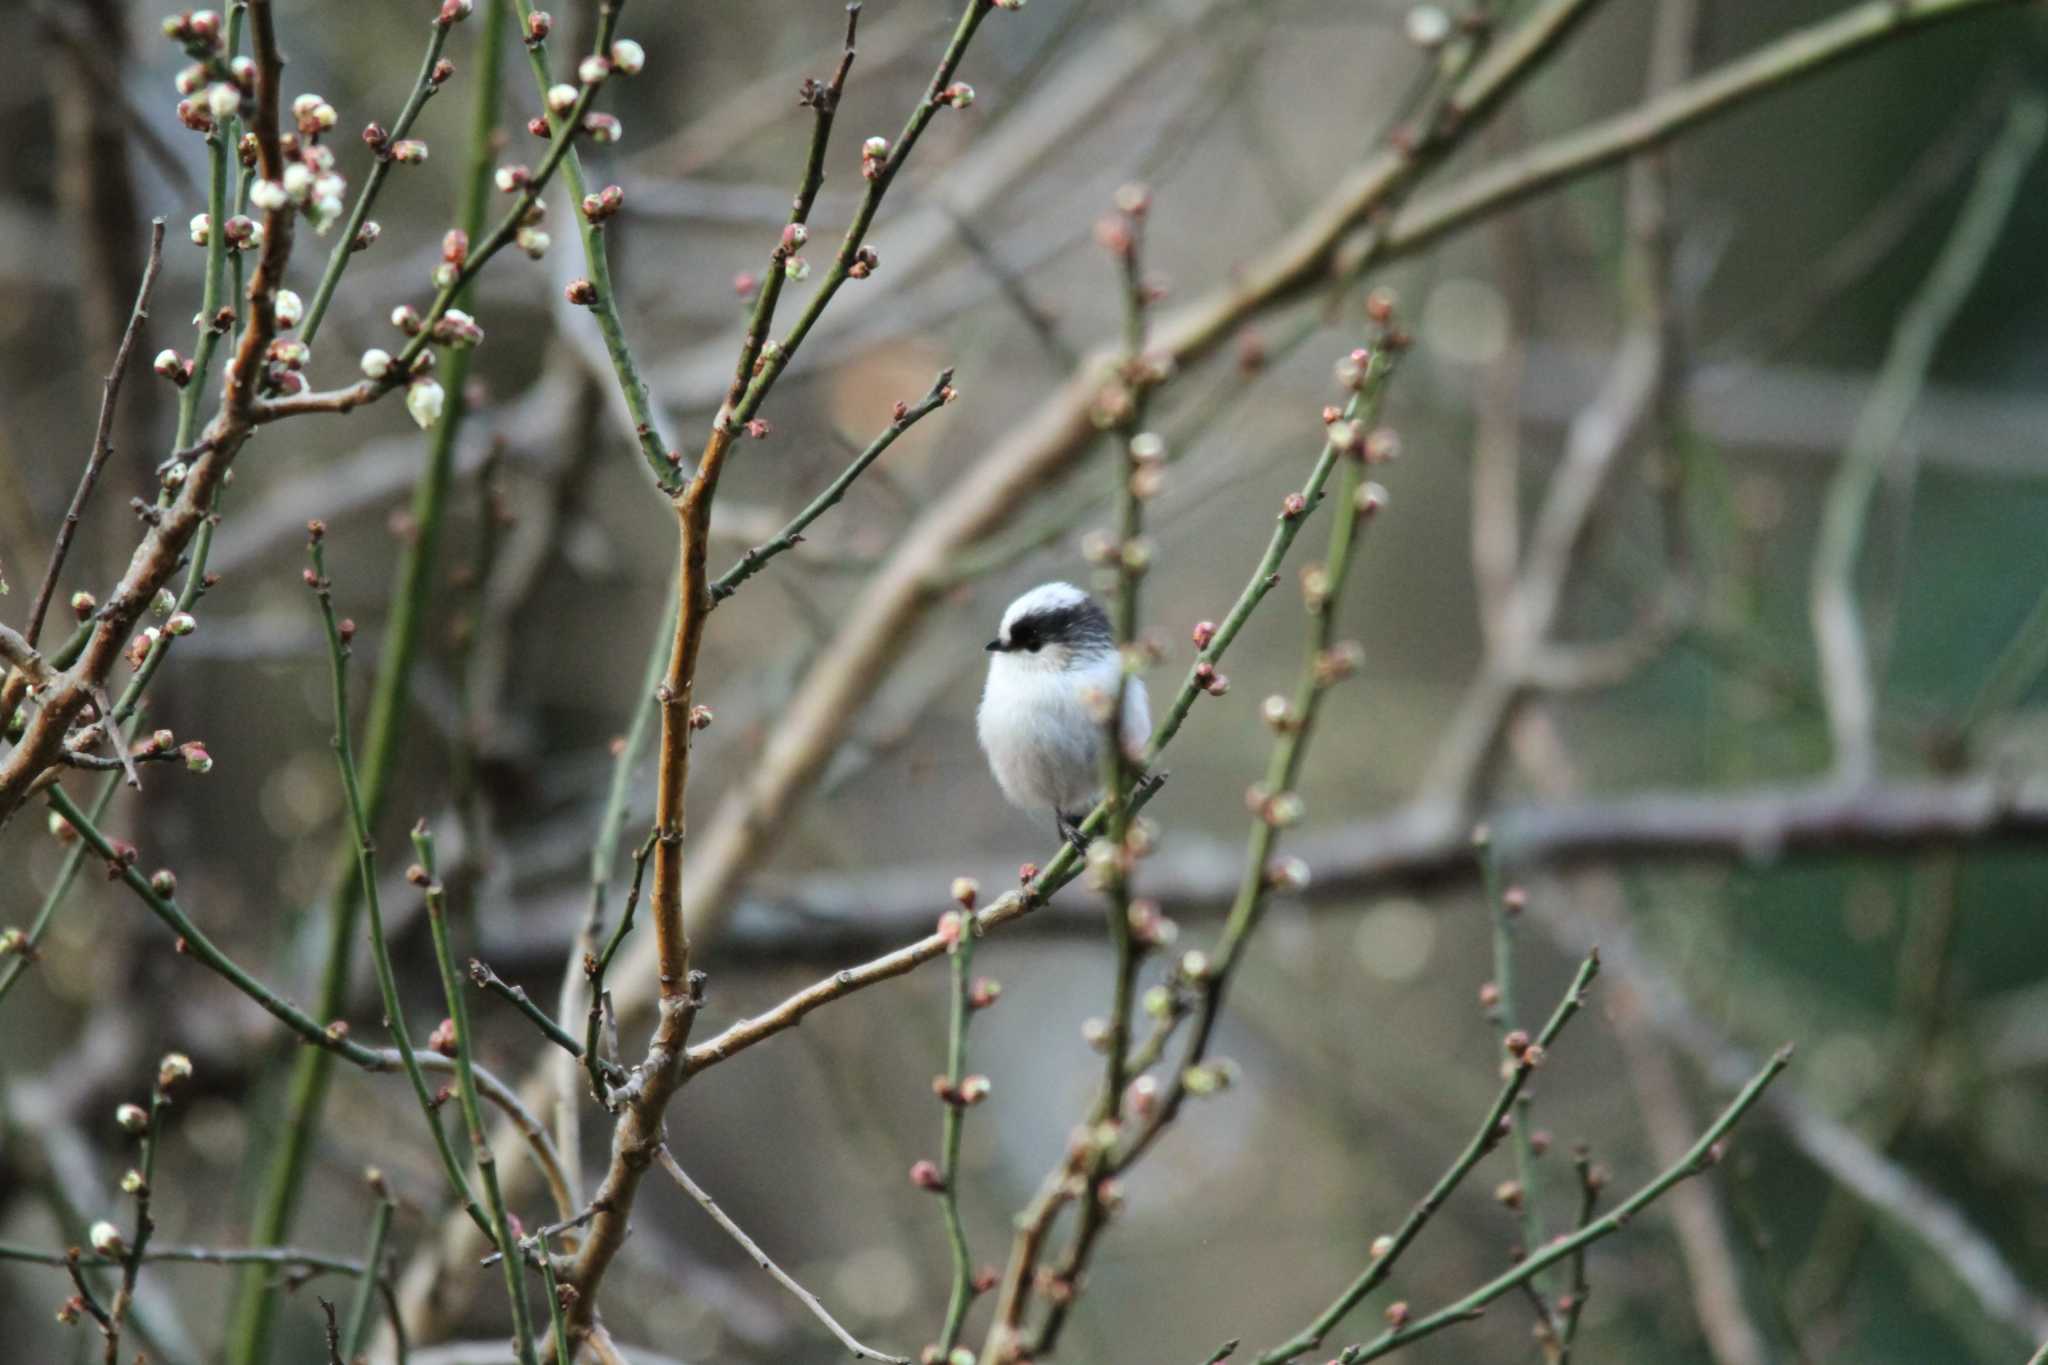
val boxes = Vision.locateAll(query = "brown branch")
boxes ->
[26,219,166,647]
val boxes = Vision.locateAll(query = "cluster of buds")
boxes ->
[849,243,881,279]
[1246,784,1304,829]
[1128,431,1166,499]
[860,135,890,180]
[931,1073,992,1107]
[1264,855,1311,893]
[153,349,195,387]
[263,337,311,396]
[125,627,161,670]
[162,8,225,51]
[391,138,430,164]
[1313,640,1365,687]
[581,183,625,223]
[1191,659,1229,697]
[495,163,532,194]
[1334,346,1375,391]
[1127,898,1177,950]
[1181,1059,1237,1095]
[291,92,339,138]
[431,307,485,348]
[180,740,212,773]
[220,213,261,252]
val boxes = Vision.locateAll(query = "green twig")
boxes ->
[340,1174,397,1362]
[306,533,493,1243]
[710,367,955,605]
[301,15,456,343]
[1331,1047,1792,1363]
[509,0,677,488]
[415,824,542,1365]
[230,5,509,1356]
[935,893,978,1355]
[1255,954,1600,1364]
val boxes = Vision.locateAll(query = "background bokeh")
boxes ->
[4,1,2047,1361]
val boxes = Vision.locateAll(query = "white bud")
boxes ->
[545,83,579,114]
[205,83,241,120]
[360,348,392,380]
[249,178,289,212]
[577,55,611,85]
[273,289,304,328]
[406,378,446,430]
[89,1222,126,1257]
[1405,5,1453,48]
[610,39,646,75]
[188,213,211,246]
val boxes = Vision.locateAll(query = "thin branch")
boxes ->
[1255,954,1601,1364]
[709,368,955,605]
[1383,0,2036,260]
[1336,1047,1792,1362]
[933,887,981,1356]
[26,218,166,647]
[655,1146,909,1363]
[415,827,542,1365]
[471,958,621,1081]
[341,1174,398,1362]
[0,1243,367,1277]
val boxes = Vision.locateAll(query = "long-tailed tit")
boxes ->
[977,581,1151,847]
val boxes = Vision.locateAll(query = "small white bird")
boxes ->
[977,582,1151,846]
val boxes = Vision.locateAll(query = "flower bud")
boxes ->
[936,910,963,946]
[943,82,975,108]
[583,112,622,143]
[950,877,979,912]
[578,55,611,85]
[158,1052,193,1088]
[205,82,241,120]
[188,213,211,246]
[565,278,599,306]
[116,1103,148,1134]
[360,348,392,380]
[153,349,189,386]
[610,39,646,75]
[273,288,304,328]
[70,591,96,620]
[909,1159,945,1192]
[391,139,429,164]
[517,226,552,258]
[406,378,446,429]
[1370,1233,1395,1259]
[121,1169,147,1195]
[90,1222,126,1257]
[525,10,552,42]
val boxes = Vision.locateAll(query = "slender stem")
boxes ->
[655,1147,909,1363]
[1555,1148,1602,1362]
[105,1081,170,1363]
[307,535,494,1242]
[585,829,656,1106]
[509,0,677,488]
[175,110,234,452]
[340,1178,397,1361]
[935,907,977,1353]
[1335,1047,1793,1362]
[1478,843,1551,1313]
[229,6,508,1356]
[539,1246,573,1365]
[1254,954,1600,1364]
[26,220,166,646]
[416,826,542,1365]
[0,1243,367,1276]
[733,0,991,426]
[301,17,454,343]
[472,958,617,1076]
[709,368,954,605]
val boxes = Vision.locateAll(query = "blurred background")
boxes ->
[4,0,2048,1361]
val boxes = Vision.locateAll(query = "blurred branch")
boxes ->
[1382,0,2037,260]
[1810,95,2046,784]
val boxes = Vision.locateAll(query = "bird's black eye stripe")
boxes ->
[1006,600,1111,653]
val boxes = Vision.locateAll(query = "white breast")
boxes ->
[978,649,1151,819]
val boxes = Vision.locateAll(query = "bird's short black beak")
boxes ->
[985,638,1003,652]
